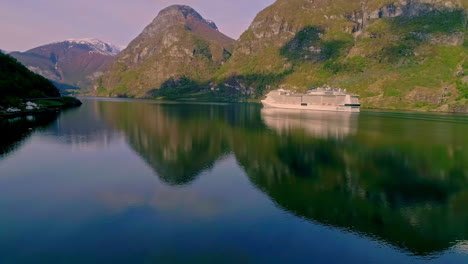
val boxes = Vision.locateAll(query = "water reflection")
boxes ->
[0,113,59,157]
[243,110,467,255]
[100,102,230,185]
[46,100,120,150]
[261,108,358,138]
[99,100,468,256]
[0,101,121,156]
[239,135,466,255]
[1,99,467,259]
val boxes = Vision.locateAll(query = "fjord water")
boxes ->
[0,99,467,264]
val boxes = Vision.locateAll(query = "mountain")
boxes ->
[10,39,121,91]
[216,0,467,112]
[97,5,234,97]
[0,52,59,105]
[0,49,10,54]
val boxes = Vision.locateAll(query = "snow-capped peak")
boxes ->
[60,38,122,56]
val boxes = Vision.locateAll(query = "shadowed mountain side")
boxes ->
[10,39,120,91]
[99,101,230,185]
[0,52,60,105]
[51,81,80,96]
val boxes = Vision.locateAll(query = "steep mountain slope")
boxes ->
[0,52,59,105]
[97,5,234,97]
[10,39,121,91]
[217,0,468,112]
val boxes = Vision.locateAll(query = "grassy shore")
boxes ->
[0,97,82,118]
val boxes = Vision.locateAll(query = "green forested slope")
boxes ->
[216,0,468,112]
[0,52,59,105]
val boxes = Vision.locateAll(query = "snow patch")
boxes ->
[55,38,122,56]
[204,19,218,30]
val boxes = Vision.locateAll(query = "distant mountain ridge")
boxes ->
[97,5,234,97]
[10,38,122,91]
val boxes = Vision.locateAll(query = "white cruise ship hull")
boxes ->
[262,101,360,113]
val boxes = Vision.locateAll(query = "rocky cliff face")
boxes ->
[218,0,467,112]
[10,39,120,91]
[97,5,234,97]
[229,0,465,56]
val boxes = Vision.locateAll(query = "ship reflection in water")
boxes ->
[261,107,358,139]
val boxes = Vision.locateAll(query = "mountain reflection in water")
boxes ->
[0,101,121,157]
[99,100,467,256]
[0,99,467,261]
[99,101,231,185]
[46,100,120,150]
[0,113,60,157]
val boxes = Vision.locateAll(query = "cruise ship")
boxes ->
[262,86,360,112]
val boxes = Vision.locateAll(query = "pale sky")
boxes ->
[0,0,275,52]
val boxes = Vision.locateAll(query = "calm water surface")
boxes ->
[0,98,467,263]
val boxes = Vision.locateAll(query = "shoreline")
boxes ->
[80,95,468,115]
[0,97,82,119]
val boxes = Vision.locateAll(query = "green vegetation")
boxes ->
[0,52,59,105]
[215,0,468,112]
[220,71,293,99]
[152,77,203,98]
[457,80,468,99]
[0,53,82,116]
[96,1,467,112]
[391,9,466,34]
[193,37,213,60]
[280,27,324,61]
[150,71,294,102]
